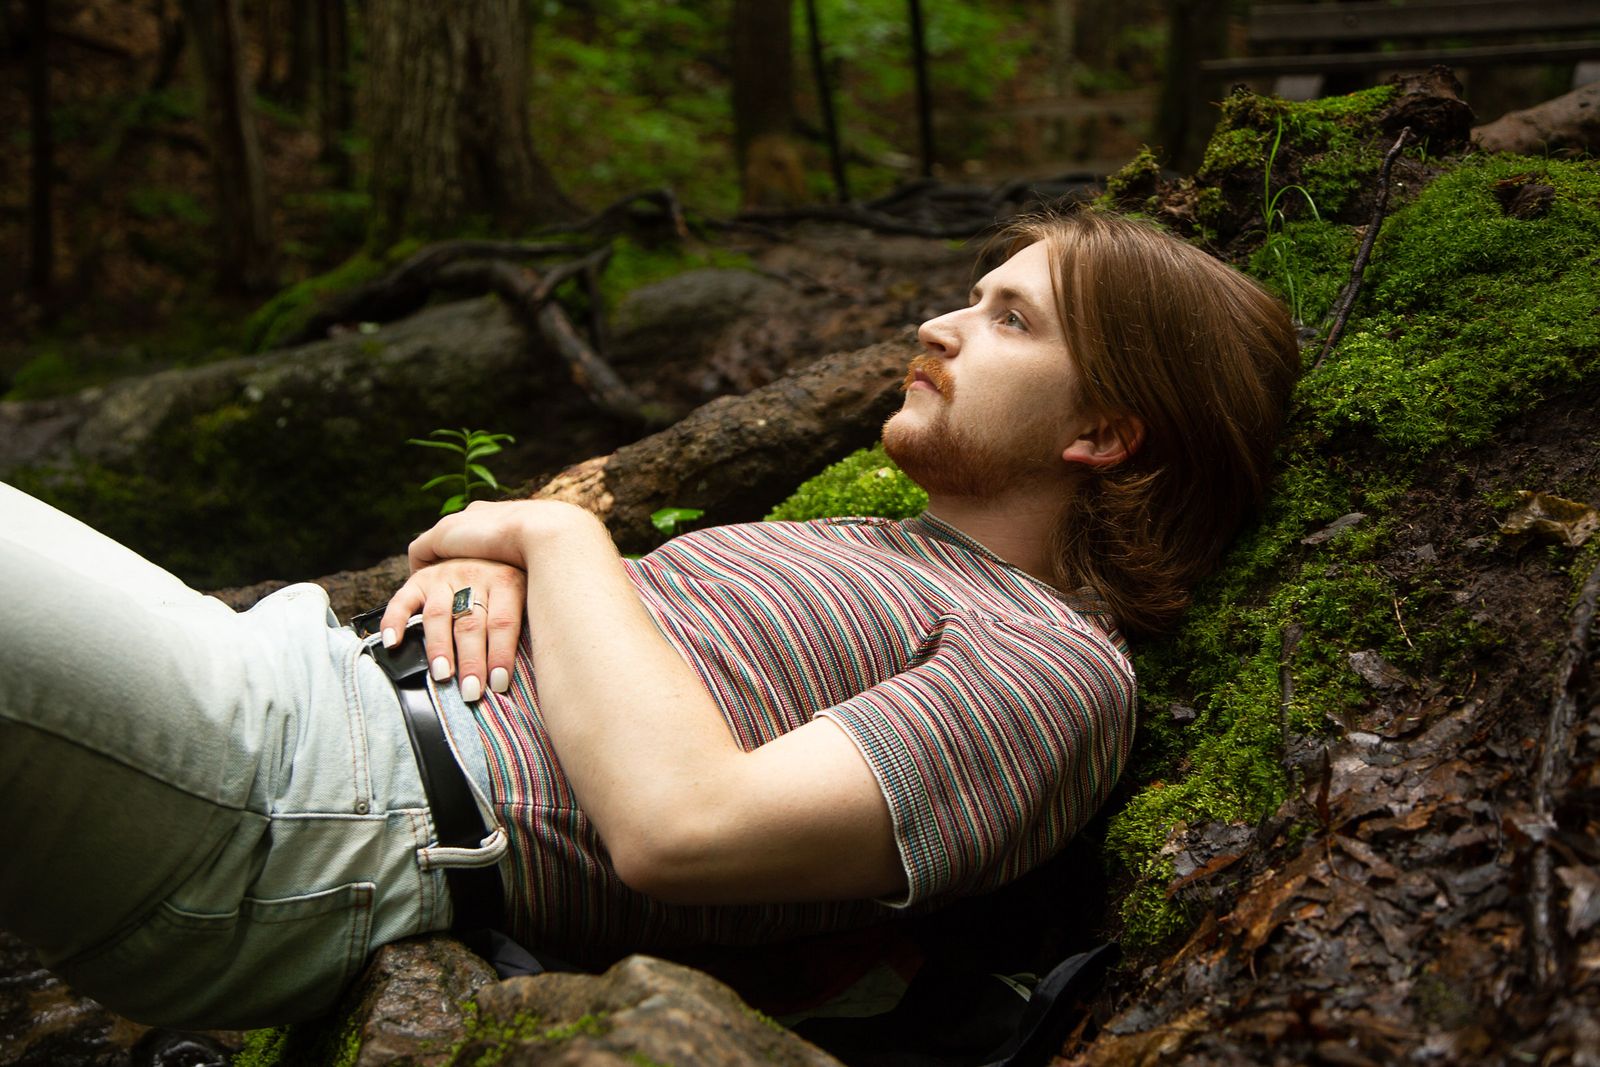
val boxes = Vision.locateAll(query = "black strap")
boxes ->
[367,627,505,934]
[794,943,1117,1067]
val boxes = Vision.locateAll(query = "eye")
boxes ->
[1003,309,1028,331]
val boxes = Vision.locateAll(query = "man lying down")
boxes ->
[0,207,1299,1027]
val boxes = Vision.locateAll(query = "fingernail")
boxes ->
[431,656,450,681]
[382,627,398,648]
[489,667,510,693]
[460,675,483,702]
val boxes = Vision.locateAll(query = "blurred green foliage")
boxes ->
[530,0,1033,211]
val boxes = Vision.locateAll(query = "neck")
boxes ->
[922,489,1063,585]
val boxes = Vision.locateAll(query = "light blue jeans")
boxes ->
[0,482,506,1028]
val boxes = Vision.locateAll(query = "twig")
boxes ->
[1313,126,1413,369]
[433,260,667,428]
[1392,595,1414,649]
[735,201,992,239]
[1279,621,1303,776]
[537,189,692,240]
[1528,558,1600,988]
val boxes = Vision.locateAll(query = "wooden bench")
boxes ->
[1159,0,1600,166]
[1202,0,1600,101]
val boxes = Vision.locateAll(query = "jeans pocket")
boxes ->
[67,881,376,1029]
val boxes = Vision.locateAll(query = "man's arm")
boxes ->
[400,499,906,905]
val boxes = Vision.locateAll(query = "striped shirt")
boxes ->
[474,513,1136,965]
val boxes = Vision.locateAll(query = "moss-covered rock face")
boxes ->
[1108,148,1600,942]
[7,300,580,590]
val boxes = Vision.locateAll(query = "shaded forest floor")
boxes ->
[1070,386,1600,1064]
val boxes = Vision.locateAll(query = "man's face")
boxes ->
[883,240,1091,498]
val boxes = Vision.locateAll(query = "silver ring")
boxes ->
[451,587,485,619]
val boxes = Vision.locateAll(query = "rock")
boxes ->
[1347,649,1414,692]
[460,955,844,1067]
[4,299,619,590]
[609,268,788,368]
[1301,512,1367,545]
[343,936,497,1067]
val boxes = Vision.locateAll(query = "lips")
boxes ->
[903,355,953,398]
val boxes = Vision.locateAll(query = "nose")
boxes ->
[917,308,960,358]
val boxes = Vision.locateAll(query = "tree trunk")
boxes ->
[26,0,52,301]
[285,0,316,110]
[1157,0,1229,171]
[364,0,578,246]
[731,0,806,208]
[316,0,351,184]
[183,0,276,294]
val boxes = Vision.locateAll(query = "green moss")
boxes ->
[626,1054,673,1067]
[764,444,928,522]
[1305,157,1600,455]
[233,1028,290,1067]
[1249,218,1358,326]
[232,1011,360,1067]
[1103,146,1163,213]
[452,1007,610,1065]
[596,236,754,312]
[1195,85,1399,236]
[244,238,425,352]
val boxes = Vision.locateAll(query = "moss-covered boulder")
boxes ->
[2,299,620,589]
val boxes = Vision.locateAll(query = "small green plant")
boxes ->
[1261,116,1322,323]
[408,428,515,515]
[650,506,705,537]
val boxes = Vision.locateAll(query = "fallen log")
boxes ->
[217,336,914,618]
[1473,81,1600,157]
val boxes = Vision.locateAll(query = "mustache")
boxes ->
[902,356,954,397]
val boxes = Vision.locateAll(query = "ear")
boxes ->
[1062,413,1146,469]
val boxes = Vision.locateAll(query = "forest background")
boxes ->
[3,0,1569,405]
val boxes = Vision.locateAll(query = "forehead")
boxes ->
[974,240,1061,319]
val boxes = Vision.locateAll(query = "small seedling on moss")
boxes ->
[1261,117,1322,324]
[408,428,515,515]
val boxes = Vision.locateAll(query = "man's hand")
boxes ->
[406,498,593,572]
[379,558,526,702]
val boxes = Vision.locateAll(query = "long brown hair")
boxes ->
[994,208,1301,636]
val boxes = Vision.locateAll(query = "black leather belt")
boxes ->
[353,610,504,933]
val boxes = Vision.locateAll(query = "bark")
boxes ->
[183,0,276,294]
[732,0,806,208]
[285,0,316,109]
[315,0,351,183]
[1473,81,1600,157]
[26,0,51,299]
[364,0,578,245]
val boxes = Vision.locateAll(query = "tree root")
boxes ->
[1529,558,1600,988]
[274,239,594,349]
[1314,127,1413,369]
[433,257,669,429]
[736,174,1100,240]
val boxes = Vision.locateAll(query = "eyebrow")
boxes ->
[970,284,1054,324]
